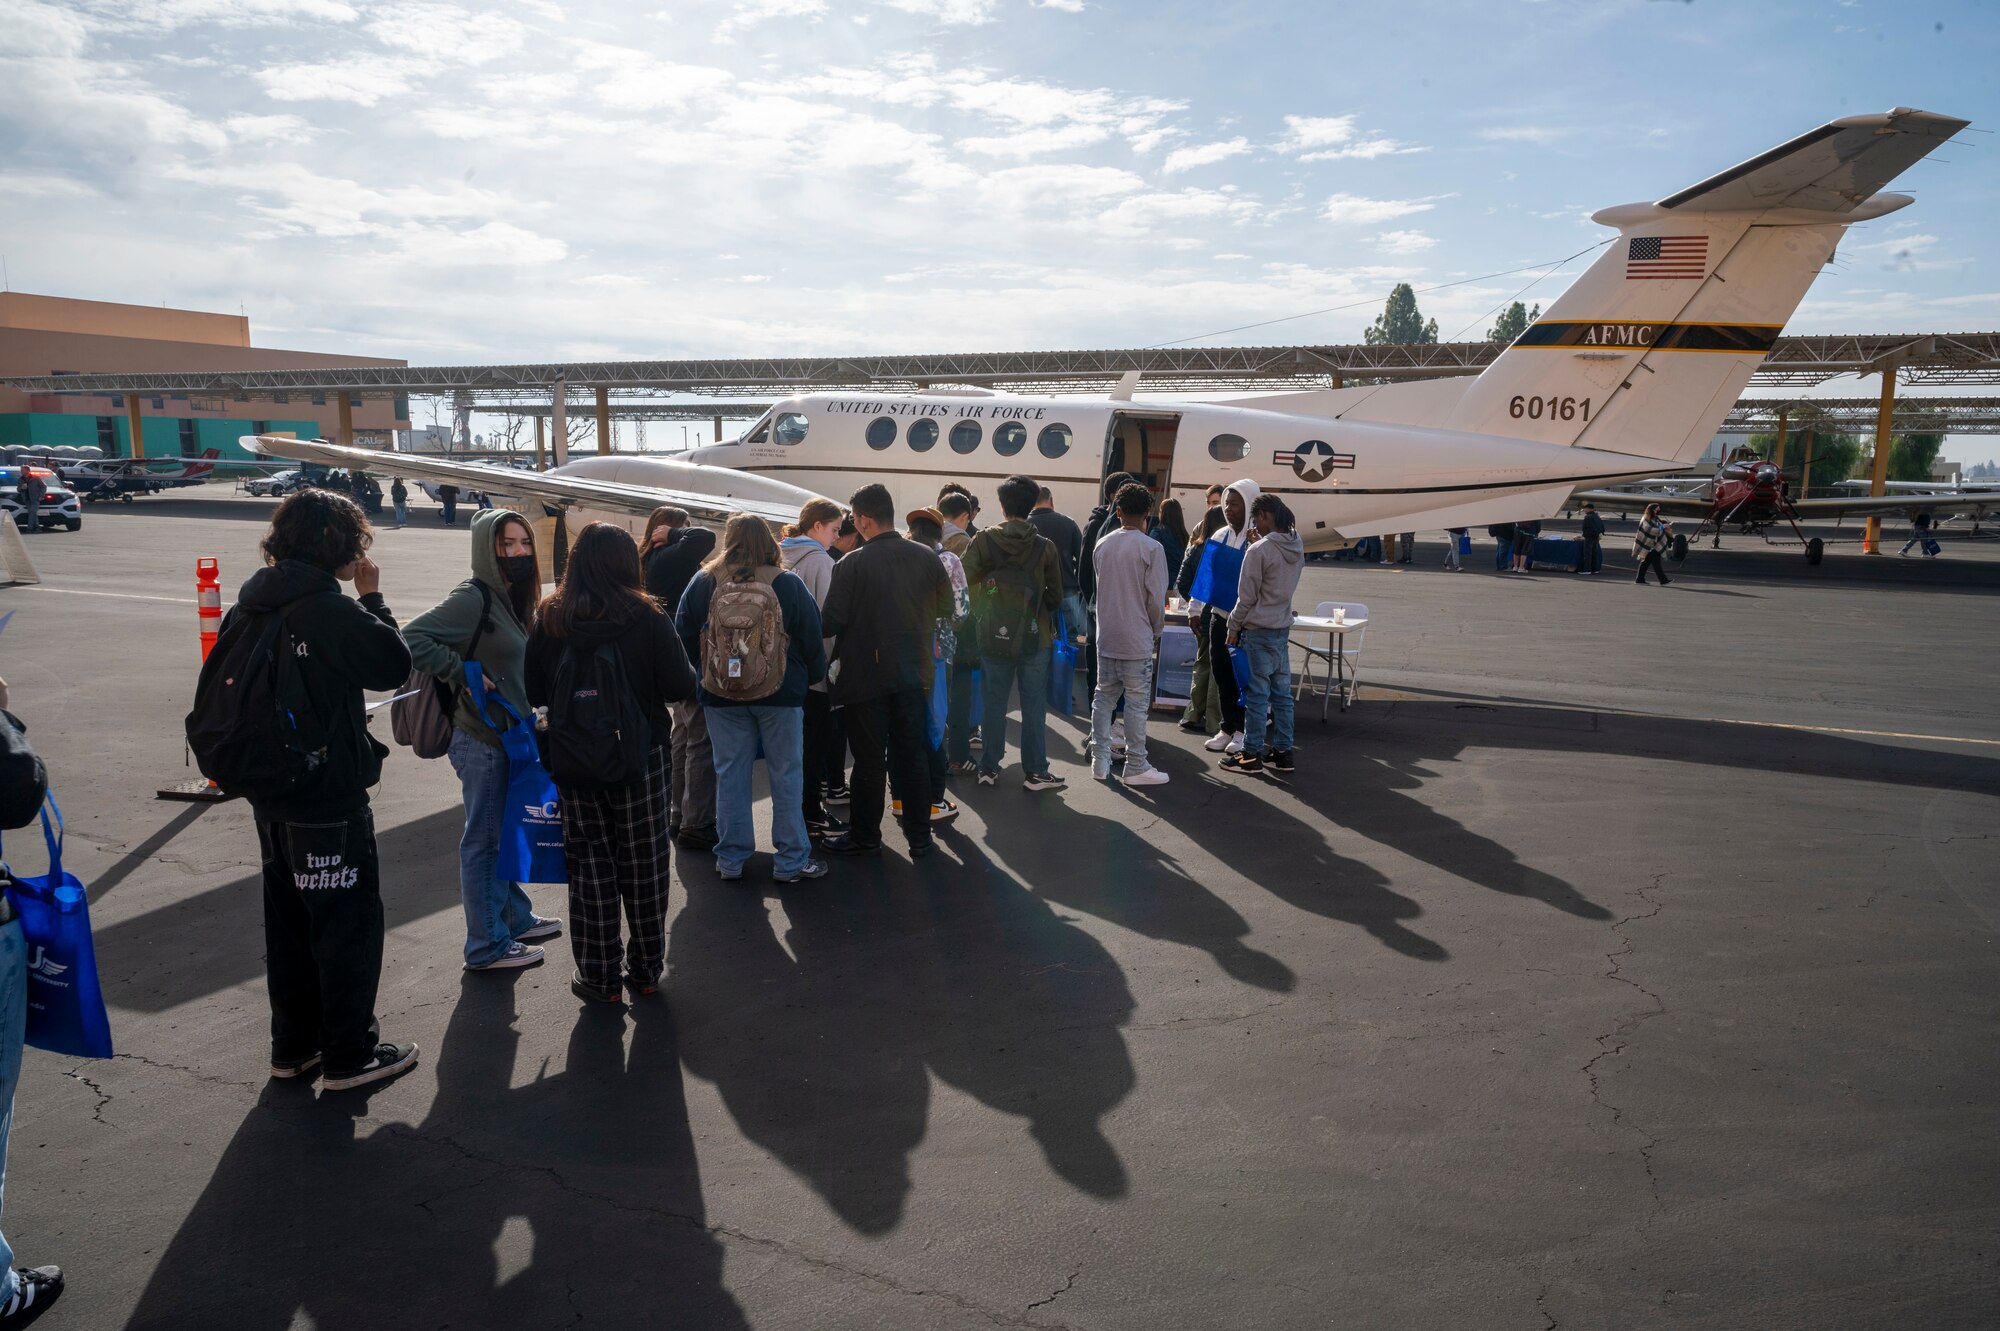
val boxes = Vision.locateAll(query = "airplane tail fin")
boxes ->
[1444,108,1966,467]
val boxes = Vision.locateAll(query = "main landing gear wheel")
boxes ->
[1805,537,1824,565]
[1671,533,1689,562]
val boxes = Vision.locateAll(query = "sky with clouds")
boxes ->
[3,0,1997,386]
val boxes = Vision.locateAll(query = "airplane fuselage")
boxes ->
[668,390,1671,549]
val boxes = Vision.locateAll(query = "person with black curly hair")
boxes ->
[224,488,418,1092]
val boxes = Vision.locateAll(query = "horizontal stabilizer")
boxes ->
[1656,108,1968,213]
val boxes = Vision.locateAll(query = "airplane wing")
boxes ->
[241,435,808,528]
[1572,487,1998,522]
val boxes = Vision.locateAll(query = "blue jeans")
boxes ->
[1091,655,1154,776]
[979,644,1051,777]
[706,704,811,875]
[447,729,541,966]
[1238,627,1294,756]
[1058,593,1086,645]
[946,663,978,765]
[0,918,25,1301]
[393,498,408,526]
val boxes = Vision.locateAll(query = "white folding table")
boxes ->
[1288,614,1368,719]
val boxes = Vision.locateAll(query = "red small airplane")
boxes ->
[1573,448,1997,564]
[62,448,224,503]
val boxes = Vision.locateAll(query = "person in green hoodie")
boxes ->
[961,474,1065,793]
[404,509,563,971]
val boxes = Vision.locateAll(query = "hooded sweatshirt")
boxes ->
[780,533,837,693]
[1228,528,1306,633]
[1188,478,1262,614]
[961,518,1062,649]
[224,559,412,820]
[403,508,539,748]
[645,526,716,616]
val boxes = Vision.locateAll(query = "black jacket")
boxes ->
[223,560,412,821]
[524,607,697,753]
[820,531,952,705]
[1581,511,1606,541]
[643,528,717,617]
[0,711,47,830]
[1076,504,1116,601]
[1028,508,1084,594]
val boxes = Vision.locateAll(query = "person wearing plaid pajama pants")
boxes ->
[558,745,672,994]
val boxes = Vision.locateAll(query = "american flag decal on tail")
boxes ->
[1626,236,1707,280]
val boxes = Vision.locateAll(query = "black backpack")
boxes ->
[975,539,1046,659]
[184,599,330,798]
[544,634,651,790]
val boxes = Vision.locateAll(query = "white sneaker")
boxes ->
[467,942,545,971]
[1224,733,1245,755]
[1203,729,1233,752]
[1123,767,1170,786]
[1110,718,1126,744]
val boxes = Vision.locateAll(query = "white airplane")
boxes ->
[248,108,1970,549]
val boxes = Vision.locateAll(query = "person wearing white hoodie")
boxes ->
[780,499,844,837]
[1192,478,1261,755]
[1222,494,1305,775]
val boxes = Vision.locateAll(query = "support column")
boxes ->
[551,381,569,469]
[534,415,547,472]
[714,416,723,442]
[336,390,354,446]
[1863,368,1896,553]
[126,392,144,460]
[1798,429,1815,502]
[1329,370,1344,391]
[595,386,612,456]
[1772,406,1789,479]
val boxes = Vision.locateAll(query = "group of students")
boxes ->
[199,464,1314,1102]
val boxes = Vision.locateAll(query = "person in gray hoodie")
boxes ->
[1222,493,1305,775]
[780,498,843,836]
[404,508,563,971]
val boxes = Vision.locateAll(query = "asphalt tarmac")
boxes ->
[0,493,1994,1330]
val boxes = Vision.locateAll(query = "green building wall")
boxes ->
[0,413,320,460]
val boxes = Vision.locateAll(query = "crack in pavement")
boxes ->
[64,1069,112,1125]
[1024,1264,1082,1315]
[1579,871,1668,1215]
[111,1050,263,1092]
[1536,1279,1558,1329]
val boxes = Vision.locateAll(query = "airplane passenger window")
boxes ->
[1208,433,1248,462]
[774,412,809,446]
[909,418,939,451]
[1038,423,1072,458]
[866,417,897,450]
[994,422,1026,456]
[950,420,982,454]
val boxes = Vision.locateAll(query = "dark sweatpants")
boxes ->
[845,688,933,850]
[802,689,833,824]
[1203,607,1244,735]
[257,811,384,1076]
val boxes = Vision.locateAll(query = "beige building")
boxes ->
[0,293,410,459]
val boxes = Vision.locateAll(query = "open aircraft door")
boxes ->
[1102,411,1180,503]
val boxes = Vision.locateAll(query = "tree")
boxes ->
[1747,428,1863,493]
[1485,301,1540,344]
[1363,283,1439,345]
[1887,431,1944,483]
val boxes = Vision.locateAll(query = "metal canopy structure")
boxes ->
[1721,396,2000,434]
[7,331,1999,398]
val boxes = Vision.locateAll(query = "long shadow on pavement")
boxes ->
[125,972,747,1329]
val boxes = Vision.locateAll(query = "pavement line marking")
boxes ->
[13,586,193,605]
[1366,687,2000,749]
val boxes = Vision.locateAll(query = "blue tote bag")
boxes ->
[1187,541,1244,614]
[465,664,567,885]
[1048,612,1080,718]
[2,797,114,1059]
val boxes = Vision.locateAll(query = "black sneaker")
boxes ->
[1220,752,1264,775]
[818,834,881,857]
[807,813,849,839]
[1269,750,1295,772]
[572,973,624,1005]
[775,859,829,884]
[976,770,998,787]
[675,825,719,852]
[321,1042,420,1091]
[0,1265,63,1328]
[822,781,851,805]
[269,1053,321,1080]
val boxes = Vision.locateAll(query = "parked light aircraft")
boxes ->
[1575,447,2000,562]
[248,108,1970,550]
[61,448,225,502]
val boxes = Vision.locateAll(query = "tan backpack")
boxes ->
[700,566,789,701]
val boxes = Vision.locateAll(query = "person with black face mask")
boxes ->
[405,509,565,973]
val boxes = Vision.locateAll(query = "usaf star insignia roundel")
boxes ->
[1273,439,1354,483]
